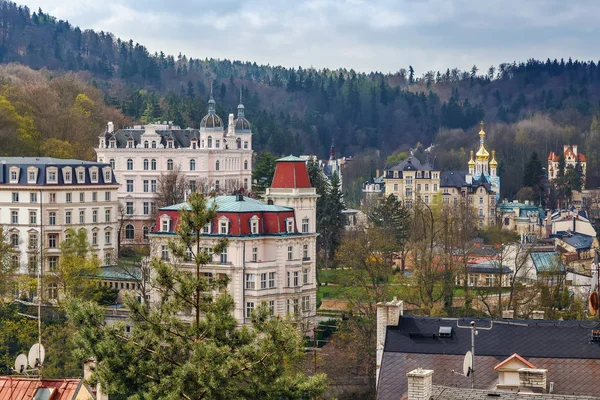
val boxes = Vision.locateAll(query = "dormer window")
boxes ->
[90,167,99,183]
[167,139,174,149]
[103,167,112,182]
[160,215,172,232]
[250,215,259,235]
[10,169,18,182]
[27,169,36,183]
[191,140,197,149]
[109,138,116,148]
[62,167,72,184]
[127,139,134,148]
[76,168,85,183]
[202,223,211,234]
[47,168,58,183]
[286,218,295,233]
[219,217,230,235]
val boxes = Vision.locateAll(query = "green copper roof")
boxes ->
[276,155,305,162]
[161,195,293,213]
[97,265,142,281]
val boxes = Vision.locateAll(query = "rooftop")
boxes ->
[429,385,599,400]
[0,377,93,400]
[160,195,292,213]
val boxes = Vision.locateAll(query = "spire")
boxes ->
[329,138,336,160]
[476,120,489,161]
[208,82,215,112]
[490,150,498,168]
[468,150,475,167]
[237,86,245,118]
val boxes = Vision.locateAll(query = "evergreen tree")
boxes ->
[370,194,411,271]
[321,172,345,265]
[252,151,278,194]
[68,193,327,399]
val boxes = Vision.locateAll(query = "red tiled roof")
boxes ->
[548,148,586,162]
[0,377,92,400]
[493,353,537,370]
[271,159,312,188]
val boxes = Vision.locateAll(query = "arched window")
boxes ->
[143,226,149,239]
[151,159,157,170]
[207,136,212,148]
[48,283,58,300]
[236,138,241,149]
[127,159,133,170]
[125,224,135,240]
[167,159,174,171]
[215,160,220,171]
[151,141,157,148]
[109,159,115,169]
[190,159,196,171]
[215,180,220,192]
[244,160,248,170]
[144,141,149,148]
[143,159,149,170]
[10,233,19,247]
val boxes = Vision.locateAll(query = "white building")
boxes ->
[0,157,119,297]
[150,155,318,330]
[95,95,253,244]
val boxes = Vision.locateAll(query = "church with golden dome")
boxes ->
[439,122,500,228]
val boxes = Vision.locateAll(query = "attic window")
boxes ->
[592,330,600,341]
[439,326,452,338]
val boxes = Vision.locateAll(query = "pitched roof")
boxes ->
[271,156,312,188]
[557,233,594,250]
[530,252,563,273]
[429,385,599,400]
[160,195,292,213]
[0,377,94,400]
[493,353,537,370]
[377,316,600,400]
[466,260,511,274]
[389,156,436,172]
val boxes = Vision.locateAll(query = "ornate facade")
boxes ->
[548,144,586,185]
[95,95,253,244]
[150,156,318,330]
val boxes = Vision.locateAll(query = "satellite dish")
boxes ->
[463,351,473,377]
[28,343,45,369]
[589,292,599,316]
[14,354,27,374]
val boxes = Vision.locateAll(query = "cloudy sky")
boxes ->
[26,0,600,74]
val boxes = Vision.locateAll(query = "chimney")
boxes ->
[502,310,514,319]
[563,144,568,155]
[107,121,114,133]
[376,297,403,385]
[573,144,578,156]
[407,368,434,400]
[518,368,547,393]
[532,310,545,320]
[228,113,235,135]
[376,169,380,178]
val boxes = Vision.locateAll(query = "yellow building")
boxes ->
[383,154,439,207]
[384,123,499,227]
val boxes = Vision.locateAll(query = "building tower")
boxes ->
[475,121,490,178]
[266,156,318,233]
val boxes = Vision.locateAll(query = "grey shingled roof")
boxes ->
[160,195,292,213]
[430,385,600,400]
[377,316,600,400]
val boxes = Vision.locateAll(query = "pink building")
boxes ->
[95,95,253,244]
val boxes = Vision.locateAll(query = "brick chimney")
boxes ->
[407,368,434,400]
[376,297,403,385]
[518,368,547,392]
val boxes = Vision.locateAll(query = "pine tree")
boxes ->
[68,193,327,399]
[370,194,411,270]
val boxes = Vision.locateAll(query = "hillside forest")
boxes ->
[0,2,600,202]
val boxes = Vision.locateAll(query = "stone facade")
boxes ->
[95,96,253,245]
[384,155,440,207]
[0,157,119,299]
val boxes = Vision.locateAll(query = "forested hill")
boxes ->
[2,1,600,197]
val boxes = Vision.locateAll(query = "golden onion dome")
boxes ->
[468,150,475,167]
[476,144,489,160]
[490,150,498,167]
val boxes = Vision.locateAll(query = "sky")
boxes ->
[25,0,600,75]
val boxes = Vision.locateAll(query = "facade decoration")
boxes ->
[150,155,318,330]
[95,94,254,244]
[548,144,586,185]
